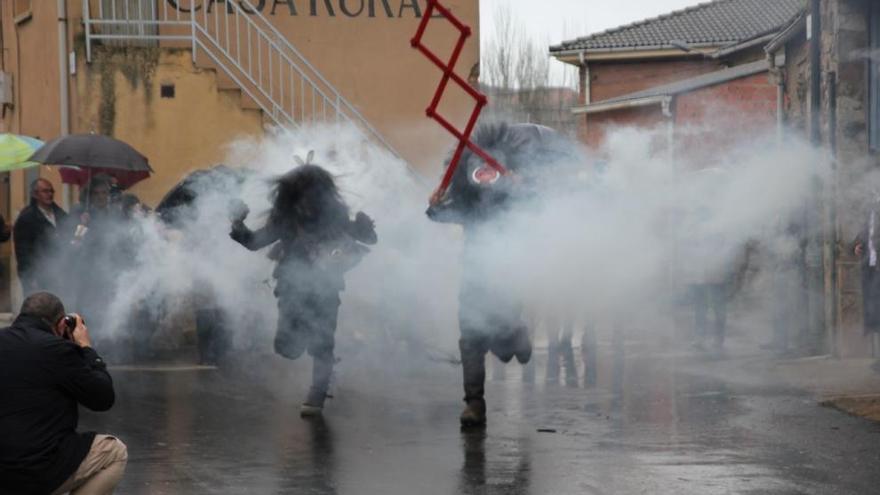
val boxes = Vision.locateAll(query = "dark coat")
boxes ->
[855,210,880,332]
[13,201,69,281]
[0,214,10,243]
[0,314,114,495]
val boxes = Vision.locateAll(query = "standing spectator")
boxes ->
[0,291,126,494]
[764,221,803,356]
[13,178,68,294]
[854,195,880,367]
[681,211,747,356]
[68,175,123,355]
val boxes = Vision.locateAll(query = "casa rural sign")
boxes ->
[166,0,445,18]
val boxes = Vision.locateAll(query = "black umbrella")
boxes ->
[29,133,152,172]
[155,165,249,226]
[29,134,154,214]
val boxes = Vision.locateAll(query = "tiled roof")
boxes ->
[550,0,804,53]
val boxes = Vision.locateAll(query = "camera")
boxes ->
[62,314,78,333]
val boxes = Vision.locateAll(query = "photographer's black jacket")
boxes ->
[0,314,114,495]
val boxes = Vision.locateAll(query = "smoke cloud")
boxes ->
[52,119,829,364]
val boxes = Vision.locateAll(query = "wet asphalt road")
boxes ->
[81,340,880,495]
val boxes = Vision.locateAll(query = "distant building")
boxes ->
[480,85,579,136]
[550,0,802,167]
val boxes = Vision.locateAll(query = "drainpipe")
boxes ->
[828,72,839,358]
[57,0,70,208]
[768,52,785,145]
[579,50,590,143]
[661,97,674,166]
[809,0,830,355]
[580,51,590,105]
[810,0,821,145]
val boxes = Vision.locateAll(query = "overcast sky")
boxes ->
[480,0,706,84]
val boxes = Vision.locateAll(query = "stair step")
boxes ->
[195,54,264,111]
[196,58,235,87]
[218,87,263,111]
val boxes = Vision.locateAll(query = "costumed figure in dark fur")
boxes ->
[229,154,377,416]
[427,122,582,427]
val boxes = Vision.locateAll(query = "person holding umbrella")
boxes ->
[66,174,125,354]
[26,134,152,348]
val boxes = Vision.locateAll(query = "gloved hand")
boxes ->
[352,211,377,244]
[228,199,250,223]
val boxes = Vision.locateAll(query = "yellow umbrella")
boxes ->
[0,133,44,171]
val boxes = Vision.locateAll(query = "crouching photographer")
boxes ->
[0,292,127,494]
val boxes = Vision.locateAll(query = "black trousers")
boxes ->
[275,287,341,406]
[458,285,527,403]
[863,265,880,333]
[274,290,340,361]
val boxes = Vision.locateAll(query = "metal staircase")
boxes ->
[83,0,402,159]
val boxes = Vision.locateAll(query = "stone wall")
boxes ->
[828,0,872,357]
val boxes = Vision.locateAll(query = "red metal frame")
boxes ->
[410,0,507,204]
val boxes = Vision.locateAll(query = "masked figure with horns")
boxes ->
[427,122,583,427]
[230,153,377,416]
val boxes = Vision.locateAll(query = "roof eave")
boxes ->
[764,11,807,54]
[572,95,672,115]
[710,32,778,59]
[550,43,721,64]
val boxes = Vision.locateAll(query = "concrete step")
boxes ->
[217,87,262,111]
[194,53,265,113]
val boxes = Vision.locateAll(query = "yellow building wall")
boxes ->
[5,0,481,202]
[0,1,69,310]
[252,0,482,173]
[71,47,265,206]
[0,1,65,211]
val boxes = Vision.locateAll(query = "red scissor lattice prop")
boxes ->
[410,0,507,204]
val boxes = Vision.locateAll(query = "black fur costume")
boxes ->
[427,122,582,425]
[230,164,377,410]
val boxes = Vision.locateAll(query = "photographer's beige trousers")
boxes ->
[52,435,128,495]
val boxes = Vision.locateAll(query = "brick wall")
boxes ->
[581,105,665,150]
[673,72,778,168]
[582,71,777,158]
[589,59,722,102]
[581,59,719,150]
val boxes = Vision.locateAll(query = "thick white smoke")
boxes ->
[87,119,827,363]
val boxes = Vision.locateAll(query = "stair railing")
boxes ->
[82,0,403,160]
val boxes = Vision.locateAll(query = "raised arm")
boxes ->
[52,340,115,412]
[230,220,281,251]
